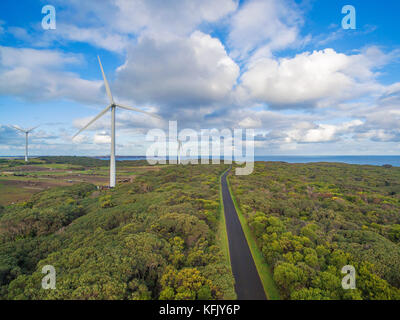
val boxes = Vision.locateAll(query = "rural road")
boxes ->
[221,168,267,300]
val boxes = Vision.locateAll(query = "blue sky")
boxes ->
[0,0,400,156]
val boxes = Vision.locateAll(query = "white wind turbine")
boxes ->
[73,56,162,188]
[11,125,39,162]
[177,139,182,164]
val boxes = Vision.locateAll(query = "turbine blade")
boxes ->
[98,56,114,104]
[72,105,111,139]
[11,125,26,133]
[27,125,40,133]
[116,104,162,120]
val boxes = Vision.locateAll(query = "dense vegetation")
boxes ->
[0,163,235,300]
[39,156,108,167]
[230,162,400,300]
[39,156,150,168]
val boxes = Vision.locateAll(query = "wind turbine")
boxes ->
[73,56,161,188]
[177,139,182,165]
[11,125,39,162]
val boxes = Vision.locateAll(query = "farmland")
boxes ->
[0,157,159,205]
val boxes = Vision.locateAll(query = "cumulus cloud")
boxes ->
[238,47,389,109]
[47,0,237,50]
[114,31,239,110]
[0,46,103,104]
[93,131,111,144]
[2,0,400,156]
[113,0,238,36]
[228,0,303,59]
[347,83,400,142]
[284,120,363,143]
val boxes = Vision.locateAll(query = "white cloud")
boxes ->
[47,0,237,51]
[346,83,400,142]
[355,129,398,142]
[228,0,302,59]
[284,120,363,143]
[0,46,103,104]
[114,31,239,108]
[72,134,89,144]
[55,25,129,53]
[93,132,111,144]
[114,0,238,36]
[0,46,79,68]
[238,117,262,128]
[377,82,400,106]
[238,47,388,109]
[2,0,400,156]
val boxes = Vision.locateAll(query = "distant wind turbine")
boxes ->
[73,56,162,188]
[11,125,39,162]
[177,139,182,165]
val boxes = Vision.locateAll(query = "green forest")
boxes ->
[0,161,235,300]
[230,162,400,300]
[2,158,400,300]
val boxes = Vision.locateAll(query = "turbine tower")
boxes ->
[73,56,161,188]
[177,139,182,165]
[11,125,39,162]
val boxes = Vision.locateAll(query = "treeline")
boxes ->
[0,163,235,300]
[39,156,107,167]
[39,156,151,168]
[230,162,400,300]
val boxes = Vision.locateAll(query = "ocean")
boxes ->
[97,155,400,167]
[254,155,400,166]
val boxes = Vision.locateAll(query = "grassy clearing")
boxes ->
[226,173,281,300]
[0,183,33,205]
[217,168,237,300]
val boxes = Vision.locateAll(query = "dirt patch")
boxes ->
[0,178,70,189]
[0,163,150,205]
[137,166,161,171]
[61,175,109,184]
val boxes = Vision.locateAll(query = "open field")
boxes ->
[0,157,160,205]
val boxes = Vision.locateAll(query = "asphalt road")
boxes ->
[221,168,267,300]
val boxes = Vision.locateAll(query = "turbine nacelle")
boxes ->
[11,125,39,134]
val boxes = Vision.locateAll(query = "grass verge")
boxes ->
[226,172,281,300]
